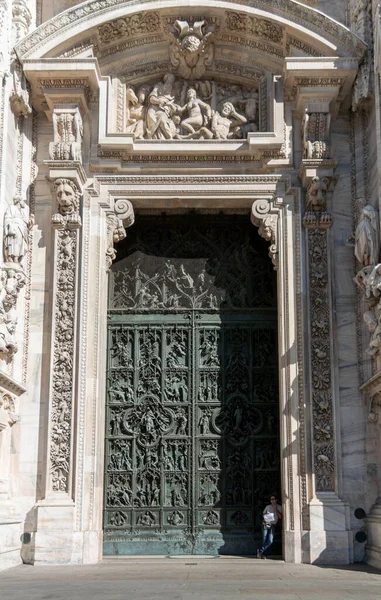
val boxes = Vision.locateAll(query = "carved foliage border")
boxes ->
[50,227,78,493]
[307,228,335,492]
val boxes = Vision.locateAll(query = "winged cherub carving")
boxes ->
[169,19,215,79]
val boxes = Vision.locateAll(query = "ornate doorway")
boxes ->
[104,214,280,555]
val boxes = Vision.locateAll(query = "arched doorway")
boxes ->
[104,213,280,555]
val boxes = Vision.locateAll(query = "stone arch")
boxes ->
[16,0,366,63]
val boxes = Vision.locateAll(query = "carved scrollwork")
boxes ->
[251,199,279,269]
[106,198,135,272]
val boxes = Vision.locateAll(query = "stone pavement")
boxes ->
[2,558,381,600]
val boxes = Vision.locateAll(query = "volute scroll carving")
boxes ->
[251,199,279,269]
[106,199,135,272]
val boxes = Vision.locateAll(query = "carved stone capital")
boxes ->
[106,199,135,271]
[251,198,278,269]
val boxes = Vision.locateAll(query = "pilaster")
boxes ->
[286,63,354,563]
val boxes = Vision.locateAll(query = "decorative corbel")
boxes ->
[250,198,279,269]
[106,199,135,271]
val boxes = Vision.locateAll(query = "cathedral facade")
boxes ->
[1,0,381,569]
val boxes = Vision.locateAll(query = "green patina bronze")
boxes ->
[104,215,280,555]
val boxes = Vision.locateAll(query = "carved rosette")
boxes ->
[49,178,82,493]
[251,198,279,269]
[303,177,336,492]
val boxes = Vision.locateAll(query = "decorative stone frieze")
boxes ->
[168,18,215,79]
[49,105,83,163]
[225,11,284,45]
[97,11,161,46]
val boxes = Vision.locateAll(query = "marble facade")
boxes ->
[1,0,381,569]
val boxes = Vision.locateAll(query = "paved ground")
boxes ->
[2,558,381,600]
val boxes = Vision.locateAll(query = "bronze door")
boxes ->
[104,215,279,556]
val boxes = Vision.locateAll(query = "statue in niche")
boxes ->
[355,204,380,267]
[125,85,150,139]
[211,102,247,139]
[3,196,33,265]
[168,19,215,80]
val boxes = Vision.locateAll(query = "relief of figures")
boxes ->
[162,440,188,471]
[199,330,220,367]
[198,473,220,506]
[123,74,259,140]
[198,372,219,402]
[163,373,188,403]
[108,371,134,404]
[108,439,133,471]
[165,473,188,506]
[107,474,132,507]
[198,440,221,470]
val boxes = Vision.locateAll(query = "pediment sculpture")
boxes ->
[125,73,259,140]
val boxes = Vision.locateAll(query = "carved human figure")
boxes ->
[211,102,247,139]
[198,409,211,435]
[355,204,380,267]
[177,88,212,137]
[146,73,179,140]
[125,85,150,139]
[364,310,381,356]
[54,179,80,216]
[3,196,32,264]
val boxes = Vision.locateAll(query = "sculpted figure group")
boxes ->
[354,204,381,356]
[125,73,259,140]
